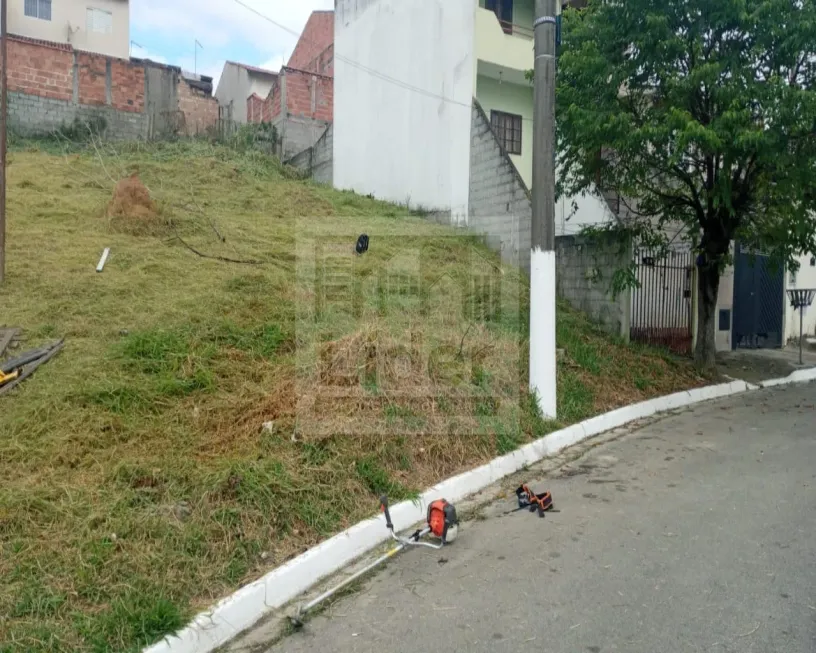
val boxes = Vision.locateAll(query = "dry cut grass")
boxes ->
[0,140,707,653]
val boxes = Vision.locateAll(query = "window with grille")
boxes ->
[490,110,523,155]
[24,0,52,20]
[87,7,113,34]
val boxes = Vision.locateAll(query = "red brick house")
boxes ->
[248,10,334,159]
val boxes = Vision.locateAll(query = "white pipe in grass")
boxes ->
[96,247,110,273]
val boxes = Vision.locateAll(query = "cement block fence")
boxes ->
[555,235,632,341]
[468,100,533,273]
[285,123,333,185]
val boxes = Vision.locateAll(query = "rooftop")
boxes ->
[226,61,280,77]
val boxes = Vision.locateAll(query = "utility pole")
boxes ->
[529,0,558,419]
[0,0,7,285]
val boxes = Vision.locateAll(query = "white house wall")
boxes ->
[216,66,278,124]
[247,75,275,104]
[215,64,250,123]
[715,262,735,352]
[786,253,816,342]
[556,191,617,237]
[334,0,475,222]
[8,0,130,59]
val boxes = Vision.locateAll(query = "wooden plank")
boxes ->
[0,327,21,358]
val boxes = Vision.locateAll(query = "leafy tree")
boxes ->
[540,0,816,368]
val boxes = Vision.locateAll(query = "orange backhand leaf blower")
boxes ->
[291,494,458,628]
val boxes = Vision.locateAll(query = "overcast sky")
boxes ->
[129,0,334,85]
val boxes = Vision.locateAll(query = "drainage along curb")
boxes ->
[144,370,816,653]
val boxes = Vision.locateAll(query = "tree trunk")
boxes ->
[694,261,721,371]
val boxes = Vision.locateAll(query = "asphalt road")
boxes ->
[261,384,816,653]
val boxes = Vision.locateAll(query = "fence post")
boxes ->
[620,237,633,343]
[691,264,699,353]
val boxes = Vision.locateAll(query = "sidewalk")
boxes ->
[231,382,816,653]
[716,345,816,384]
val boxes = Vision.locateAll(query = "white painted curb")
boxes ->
[757,366,816,388]
[144,374,813,653]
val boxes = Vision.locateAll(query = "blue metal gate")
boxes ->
[732,243,784,349]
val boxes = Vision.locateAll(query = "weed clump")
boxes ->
[107,174,163,236]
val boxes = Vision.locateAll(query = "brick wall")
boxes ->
[5,37,73,101]
[313,44,335,77]
[555,235,632,339]
[287,11,334,73]
[468,100,533,271]
[77,52,107,106]
[247,93,268,123]
[177,78,220,136]
[270,82,282,120]
[110,59,144,112]
[284,69,333,121]
[3,35,217,140]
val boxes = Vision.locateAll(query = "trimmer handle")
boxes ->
[379,495,393,530]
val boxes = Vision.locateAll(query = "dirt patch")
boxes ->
[106,174,163,235]
[716,349,816,383]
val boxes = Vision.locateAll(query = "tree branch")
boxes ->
[168,233,264,265]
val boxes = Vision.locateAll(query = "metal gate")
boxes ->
[732,243,784,349]
[630,246,694,355]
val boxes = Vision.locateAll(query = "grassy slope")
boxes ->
[0,141,706,653]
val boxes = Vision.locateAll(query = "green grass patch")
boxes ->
[355,457,416,501]
[0,140,706,652]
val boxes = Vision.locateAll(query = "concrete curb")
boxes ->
[143,374,812,653]
[757,366,816,388]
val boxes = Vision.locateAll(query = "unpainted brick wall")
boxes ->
[5,37,73,101]
[252,68,333,127]
[247,93,269,123]
[555,235,632,339]
[77,52,107,106]
[177,78,220,136]
[110,59,145,112]
[271,82,283,120]
[313,44,335,77]
[286,124,333,185]
[287,11,334,73]
[284,70,333,121]
[248,9,334,129]
[468,100,533,272]
[3,35,215,140]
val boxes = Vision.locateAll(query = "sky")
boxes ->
[129,0,335,87]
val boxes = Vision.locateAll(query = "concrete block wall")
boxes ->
[286,124,334,185]
[555,234,631,339]
[9,91,148,139]
[468,100,533,272]
[279,116,331,161]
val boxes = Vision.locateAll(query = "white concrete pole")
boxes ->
[529,0,558,419]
